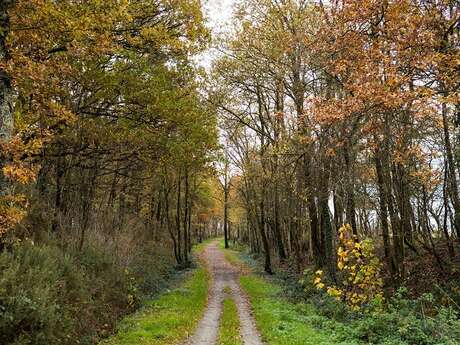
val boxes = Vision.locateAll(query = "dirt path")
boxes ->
[186,241,263,345]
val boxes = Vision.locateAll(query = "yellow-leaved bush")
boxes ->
[314,224,384,310]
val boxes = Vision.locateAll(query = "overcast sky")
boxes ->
[198,0,236,69]
[203,0,235,34]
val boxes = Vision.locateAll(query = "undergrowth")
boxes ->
[226,243,460,345]
[102,268,209,345]
[0,239,176,345]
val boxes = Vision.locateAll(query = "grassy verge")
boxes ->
[218,244,342,344]
[102,267,208,345]
[218,294,243,345]
[240,274,349,345]
[194,237,215,254]
[102,242,211,345]
[218,239,251,272]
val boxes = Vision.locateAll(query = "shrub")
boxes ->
[74,245,134,338]
[313,224,384,310]
[128,245,175,298]
[0,243,90,345]
[0,241,176,345]
[346,291,460,345]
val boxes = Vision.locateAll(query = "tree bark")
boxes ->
[0,0,14,197]
[223,162,229,249]
[442,102,460,238]
[176,171,182,265]
[343,142,358,235]
[375,152,397,282]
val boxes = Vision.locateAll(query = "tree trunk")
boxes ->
[165,185,180,264]
[259,196,272,274]
[273,166,286,261]
[183,168,189,264]
[224,167,229,249]
[442,102,460,238]
[375,152,397,282]
[52,149,65,232]
[176,172,182,265]
[79,159,98,252]
[343,143,358,235]
[0,0,14,198]
[319,160,335,281]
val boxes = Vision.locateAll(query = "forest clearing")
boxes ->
[0,0,459,344]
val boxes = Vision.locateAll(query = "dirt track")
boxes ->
[186,241,263,345]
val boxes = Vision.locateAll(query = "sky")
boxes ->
[198,0,236,69]
[203,0,235,34]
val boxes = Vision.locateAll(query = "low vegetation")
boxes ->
[241,275,343,345]
[224,244,460,345]
[103,268,209,345]
[0,240,176,345]
[218,294,243,345]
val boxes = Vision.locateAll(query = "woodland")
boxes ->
[0,1,459,345]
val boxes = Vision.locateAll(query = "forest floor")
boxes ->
[103,239,346,345]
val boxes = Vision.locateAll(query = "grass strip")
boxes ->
[102,267,209,345]
[240,275,349,345]
[218,296,243,345]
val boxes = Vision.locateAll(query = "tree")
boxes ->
[213,0,460,288]
[0,0,218,267]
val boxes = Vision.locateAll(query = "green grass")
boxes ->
[102,267,209,345]
[240,275,351,345]
[218,242,348,344]
[218,296,243,345]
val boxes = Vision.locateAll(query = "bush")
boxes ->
[74,245,134,339]
[313,224,384,311]
[365,291,459,345]
[128,245,175,298]
[327,289,460,345]
[0,241,176,345]
[0,244,91,345]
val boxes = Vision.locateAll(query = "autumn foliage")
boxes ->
[0,1,219,344]
[313,224,384,310]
